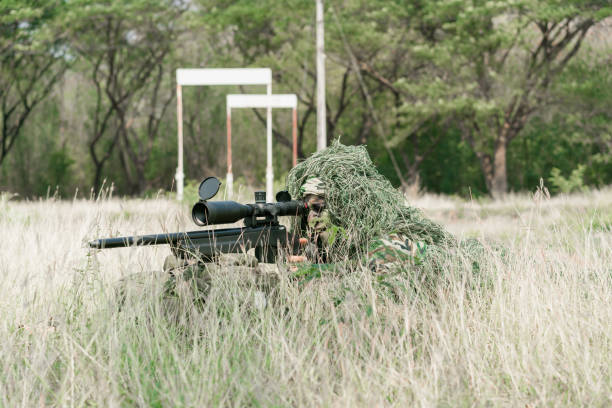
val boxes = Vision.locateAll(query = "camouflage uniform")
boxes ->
[367,233,427,272]
[299,177,424,272]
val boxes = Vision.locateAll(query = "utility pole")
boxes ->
[316,0,326,151]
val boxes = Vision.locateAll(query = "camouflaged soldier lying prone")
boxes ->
[113,141,454,309]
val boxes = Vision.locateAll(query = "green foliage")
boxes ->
[417,127,488,197]
[549,165,588,194]
[42,147,75,190]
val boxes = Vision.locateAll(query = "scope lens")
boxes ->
[192,202,209,226]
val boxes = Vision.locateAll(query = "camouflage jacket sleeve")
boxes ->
[367,233,427,272]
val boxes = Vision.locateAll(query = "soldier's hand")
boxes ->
[287,237,309,268]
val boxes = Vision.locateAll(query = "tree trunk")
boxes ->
[400,148,421,197]
[89,129,119,195]
[490,137,508,199]
[93,163,103,195]
[405,170,420,197]
[118,138,137,194]
[464,124,509,199]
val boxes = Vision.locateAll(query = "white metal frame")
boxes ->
[225,94,298,199]
[175,68,272,200]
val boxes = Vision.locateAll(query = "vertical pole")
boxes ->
[226,105,233,199]
[292,108,298,167]
[316,0,326,151]
[175,84,184,201]
[266,84,273,201]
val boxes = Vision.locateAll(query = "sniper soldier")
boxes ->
[117,141,455,310]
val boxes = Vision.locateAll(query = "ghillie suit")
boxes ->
[287,141,456,265]
[287,141,491,304]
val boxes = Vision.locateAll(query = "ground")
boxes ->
[0,187,610,406]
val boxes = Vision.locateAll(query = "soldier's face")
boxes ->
[303,194,330,262]
[304,194,327,237]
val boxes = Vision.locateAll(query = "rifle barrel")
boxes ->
[89,230,216,249]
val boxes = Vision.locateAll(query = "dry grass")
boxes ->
[0,188,610,407]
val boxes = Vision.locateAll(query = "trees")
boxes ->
[0,0,610,197]
[63,0,185,193]
[0,0,67,166]
[395,0,611,197]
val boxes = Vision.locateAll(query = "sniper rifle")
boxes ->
[88,177,307,263]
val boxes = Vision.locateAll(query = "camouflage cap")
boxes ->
[299,177,326,198]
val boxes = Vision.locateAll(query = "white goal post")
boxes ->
[226,94,298,199]
[175,68,272,200]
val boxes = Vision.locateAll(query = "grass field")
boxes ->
[0,187,610,407]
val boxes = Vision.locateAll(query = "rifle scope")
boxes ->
[192,197,307,227]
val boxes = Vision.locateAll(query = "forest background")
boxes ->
[1,0,611,199]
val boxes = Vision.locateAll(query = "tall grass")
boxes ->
[0,189,610,406]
